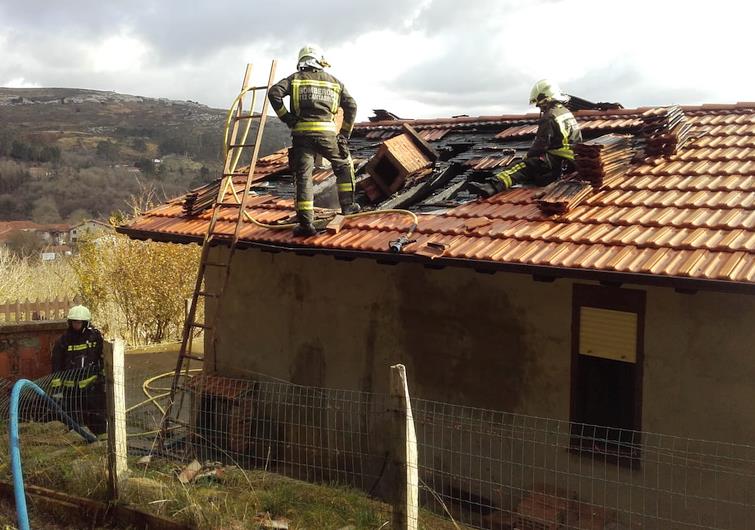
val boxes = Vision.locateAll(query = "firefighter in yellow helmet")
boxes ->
[473,79,583,196]
[268,44,360,237]
[50,305,106,435]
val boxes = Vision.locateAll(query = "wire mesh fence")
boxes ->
[173,375,386,488]
[0,361,753,529]
[0,366,110,512]
[156,370,755,530]
[411,399,755,530]
[0,366,106,439]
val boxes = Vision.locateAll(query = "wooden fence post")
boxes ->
[104,339,128,499]
[390,364,419,530]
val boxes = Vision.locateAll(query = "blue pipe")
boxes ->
[9,378,97,530]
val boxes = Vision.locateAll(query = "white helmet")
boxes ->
[529,79,566,106]
[297,44,330,70]
[67,304,91,322]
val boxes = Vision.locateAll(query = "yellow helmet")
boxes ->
[297,44,330,69]
[67,304,91,321]
[529,79,566,106]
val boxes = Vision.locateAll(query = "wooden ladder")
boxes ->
[159,60,278,441]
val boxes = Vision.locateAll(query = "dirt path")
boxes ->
[122,349,181,441]
[124,349,179,410]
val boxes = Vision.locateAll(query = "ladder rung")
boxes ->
[182,354,205,362]
[233,114,259,122]
[228,143,259,148]
[222,172,250,177]
[204,261,228,267]
[216,201,242,208]
[190,322,211,329]
[197,291,220,298]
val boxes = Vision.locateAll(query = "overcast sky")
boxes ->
[1,0,753,121]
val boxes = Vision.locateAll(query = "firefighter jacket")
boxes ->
[51,325,103,389]
[268,69,357,137]
[528,103,582,160]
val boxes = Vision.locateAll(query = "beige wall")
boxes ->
[205,246,755,443]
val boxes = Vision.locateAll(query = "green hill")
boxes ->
[0,88,289,222]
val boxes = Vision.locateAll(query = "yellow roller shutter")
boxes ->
[579,306,638,363]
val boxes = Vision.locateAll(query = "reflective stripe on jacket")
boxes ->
[528,103,582,160]
[68,341,96,352]
[50,374,99,389]
[268,69,357,137]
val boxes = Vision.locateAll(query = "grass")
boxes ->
[0,495,120,529]
[0,422,467,530]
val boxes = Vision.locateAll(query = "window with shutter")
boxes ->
[570,284,645,467]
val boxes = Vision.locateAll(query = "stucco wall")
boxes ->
[205,246,755,443]
[200,247,754,525]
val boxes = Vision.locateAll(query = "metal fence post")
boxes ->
[104,339,128,499]
[390,364,419,530]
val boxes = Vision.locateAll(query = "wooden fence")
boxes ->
[0,298,75,323]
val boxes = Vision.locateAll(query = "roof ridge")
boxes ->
[356,102,755,130]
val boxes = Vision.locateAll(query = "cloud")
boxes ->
[387,0,755,116]
[3,77,41,88]
[90,34,149,73]
[0,0,753,119]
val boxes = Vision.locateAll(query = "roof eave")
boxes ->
[116,226,755,296]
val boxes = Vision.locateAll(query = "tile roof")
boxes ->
[0,221,72,242]
[119,102,755,292]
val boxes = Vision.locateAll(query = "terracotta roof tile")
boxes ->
[121,102,755,288]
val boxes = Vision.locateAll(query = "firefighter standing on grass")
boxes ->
[268,44,360,237]
[51,304,106,435]
[474,79,583,196]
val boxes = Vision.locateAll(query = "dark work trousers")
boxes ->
[290,133,355,225]
[60,382,107,436]
[494,153,573,189]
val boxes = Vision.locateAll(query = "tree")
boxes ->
[67,208,91,224]
[134,158,156,175]
[0,195,19,219]
[72,234,200,344]
[10,140,31,161]
[39,145,61,163]
[32,196,63,224]
[96,140,120,161]
[132,138,148,152]
[158,137,182,157]
[6,230,45,258]
[0,130,17,157]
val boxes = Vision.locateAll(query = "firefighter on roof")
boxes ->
[51,304,106,435]
[474,79,583,196]
[268,44,360,237]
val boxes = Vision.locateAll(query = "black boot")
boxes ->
[341,203,361,215]
[292,223,317,237]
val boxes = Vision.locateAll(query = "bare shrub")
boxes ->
[0,247,77,303]
[71,233,200,345]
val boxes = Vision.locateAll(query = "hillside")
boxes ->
[0,88,289,222]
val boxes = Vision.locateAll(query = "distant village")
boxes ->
[0,219,113,260]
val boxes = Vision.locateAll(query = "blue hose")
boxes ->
[9,378,97,530]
